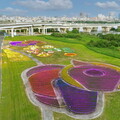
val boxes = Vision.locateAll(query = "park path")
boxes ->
[9,48,43,65]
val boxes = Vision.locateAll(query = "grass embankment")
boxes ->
[87,46,120,59]
[2,35,120,120]
[45,34,120,59]
[86,34,120,59]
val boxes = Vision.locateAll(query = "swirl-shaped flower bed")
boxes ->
[22,60,120,119]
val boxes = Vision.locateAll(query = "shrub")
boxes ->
[110,28,116,31]
[51,32,64,37]
[51,32,81,39]
[90,34,120,49]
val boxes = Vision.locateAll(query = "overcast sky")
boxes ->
[0,0,120,17]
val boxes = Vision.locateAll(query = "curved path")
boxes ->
[9,48,43,65]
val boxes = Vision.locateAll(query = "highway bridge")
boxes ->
[0,23,120,37]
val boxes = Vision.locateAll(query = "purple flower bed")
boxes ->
[68,65,120,91]
[54,78,97,114]
[9,41,22,46]
[9,40,42,47]
[35,93,60,107]
[17,43,28,47]
[28,43,36,45]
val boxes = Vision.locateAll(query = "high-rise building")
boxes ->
[108,12,116,19]
[80,12,87,18]
[118,13,120,20]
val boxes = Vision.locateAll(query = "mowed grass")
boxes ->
[87,46,120,59]
[1,35,120,120]
[1,51,41,120]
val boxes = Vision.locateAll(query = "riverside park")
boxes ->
[1,31,120,120]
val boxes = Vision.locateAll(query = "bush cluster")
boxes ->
[51,31,81,39]
[88,34,120,48]
[110,27,120,32]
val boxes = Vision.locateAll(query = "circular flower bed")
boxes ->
[64,53,77,57]
[68,65,120,91]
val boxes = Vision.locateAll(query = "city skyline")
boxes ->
[0,0,120,17]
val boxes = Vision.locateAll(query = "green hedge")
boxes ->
[51,32,81,39]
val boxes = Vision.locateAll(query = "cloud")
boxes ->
[96,1,120,9]
[13,0,73,10]
[0,7,27,15]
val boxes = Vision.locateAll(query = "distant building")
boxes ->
[80,12,87,18]
[118,13,120,20]
[108,12,115,20]
[97,14,107,20]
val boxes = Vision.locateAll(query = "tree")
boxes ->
[110,28,116,31]
[71,29,79,34]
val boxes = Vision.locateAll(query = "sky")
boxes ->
[0,0,120,17]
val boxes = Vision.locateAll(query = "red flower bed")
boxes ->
[29,69,61,97]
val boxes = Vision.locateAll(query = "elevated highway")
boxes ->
[0,23,120,37]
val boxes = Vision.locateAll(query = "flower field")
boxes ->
[4,49,31,62]
[1,35,120,120]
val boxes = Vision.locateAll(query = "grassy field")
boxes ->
[44,35,120,59]
[1,35,120,120]
[1,50,41,120]
[87,46,120,59]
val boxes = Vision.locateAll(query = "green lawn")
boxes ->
[1,51,41,120]
[1,35,120,120]
[87,46,120,59]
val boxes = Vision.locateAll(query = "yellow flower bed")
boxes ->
[23,45,39,51]
[41,45,54,49]
[4,49,31,62]
[37,52,52,57]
